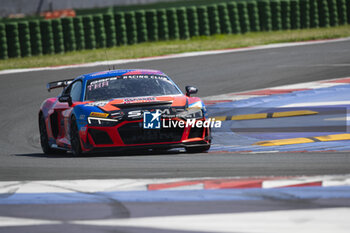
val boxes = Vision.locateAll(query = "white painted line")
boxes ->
[282,101,350,107]
[0,178,202,194]
[263,175,350,188]
[1,37,349,75]
[304,82,345,89]
[281,63,350,68]
[204,95,267,101]
[269,82,343,90]
[224,95,267,100]
[324,117,348,121]
[72,208,350,233]
[262,178,322,188]
[1,175,349,194]
[203,76,350,104]
[323,178,350,187]
[0,216,60,227]
[247,151,280,154]
[158,183,205,191]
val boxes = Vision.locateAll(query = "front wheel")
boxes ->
[70,116,82,156]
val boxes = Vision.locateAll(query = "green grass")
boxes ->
[1,25,350,71]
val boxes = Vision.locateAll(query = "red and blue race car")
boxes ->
[39,69,211,155]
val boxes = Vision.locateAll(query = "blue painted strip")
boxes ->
[1,186,350,205]
[211,83,350,109]
[208,83,350,153]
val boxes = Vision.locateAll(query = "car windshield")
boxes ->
[85,75,182,101]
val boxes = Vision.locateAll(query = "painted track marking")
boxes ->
[210,110,318,121]
[0,216,60,227]
[255,134,350,146]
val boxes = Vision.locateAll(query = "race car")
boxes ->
[39,69,211,155]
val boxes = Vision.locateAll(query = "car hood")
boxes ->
[96,95,187,112]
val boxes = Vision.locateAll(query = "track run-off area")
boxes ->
[0,38,350,233]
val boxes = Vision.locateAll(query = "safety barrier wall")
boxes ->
[82,16,96,49]
[115,12,127,45]
[52,19,64,54]
[1,0,349,59]
[18,22,31,57]
[61,18,76,52]
[146,10,158,41]
[218,4,232,34]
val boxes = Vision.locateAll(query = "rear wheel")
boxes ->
[70,116,82,156]
[39,114,65,154]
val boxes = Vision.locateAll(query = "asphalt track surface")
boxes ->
[1,39,350,181]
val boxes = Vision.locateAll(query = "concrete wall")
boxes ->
[0,0,181,17]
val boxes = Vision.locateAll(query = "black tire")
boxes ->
[186,144,211,153]
[70,115,82,156]
[39,114,65,154]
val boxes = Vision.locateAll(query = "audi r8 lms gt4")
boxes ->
[39,69,211,156]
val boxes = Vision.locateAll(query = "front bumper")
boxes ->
[88,140,210,154]
[79,118,211,153]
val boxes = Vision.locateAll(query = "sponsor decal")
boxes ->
[123,97,156,104]
[122,75,168,80]
[128,108,175,119]
[87,80,109,91]
[85,101,109,107]
[56,80,72,86]
[110,111,124,119]
[89,112,109,118]
[143,110,161,129]
[89,75,167,83]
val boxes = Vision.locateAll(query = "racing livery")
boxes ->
[39,69,211,155]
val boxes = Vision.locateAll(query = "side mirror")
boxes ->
[185,86,198,97]
[58,95,72,106]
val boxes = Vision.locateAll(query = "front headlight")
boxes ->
[87,117,119,127]
[177,108,203,119]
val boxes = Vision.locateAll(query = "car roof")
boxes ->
[81,69,166,81]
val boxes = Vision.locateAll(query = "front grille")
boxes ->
[188,126,204,139]
[88,129,113,145]
[118,122,184,145]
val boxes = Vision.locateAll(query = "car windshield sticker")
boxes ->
[87,79,110,91]
[85,101,109,107]
[123,97,156,103]
[121,75,168,80]
[89,75,168,83]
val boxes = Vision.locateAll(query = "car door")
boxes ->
[55,80,83,147]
